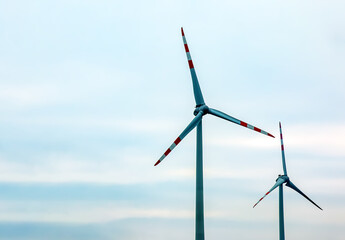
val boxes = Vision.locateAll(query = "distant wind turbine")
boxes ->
[253,122,322,240]
[155,27,275,240]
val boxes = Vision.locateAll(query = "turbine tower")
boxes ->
[155,28,275,240]
[253,122,322,240]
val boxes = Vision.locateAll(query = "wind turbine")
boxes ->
[253,122,322,240]
[154,27,275,240]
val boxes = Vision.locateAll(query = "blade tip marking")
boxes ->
[154,160,161,166]
[268,133,275,138]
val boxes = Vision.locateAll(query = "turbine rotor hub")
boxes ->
[194,105,209,116]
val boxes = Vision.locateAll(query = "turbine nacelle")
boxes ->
[276,175,289,183]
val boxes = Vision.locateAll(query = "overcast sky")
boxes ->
[0,0,345,239]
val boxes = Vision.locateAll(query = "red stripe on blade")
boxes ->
[254,127,261,132]
[184,44,189,52]
[281,145,284,151]
[240,121,248,127]
[154,160,161,166]
[181,27,185,36]
[280,134,283,139]
[188,60,194,69]
[265,192,270,195]
[268,133,275,138]
[164,148,171,156]
[174,137,181,145]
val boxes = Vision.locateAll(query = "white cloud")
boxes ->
[206,122,345,157]
[0,201,193,223]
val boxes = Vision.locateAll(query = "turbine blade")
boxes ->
[279,122,288,175]
[286,180,323,210]
[154,111,203,166]
[208,108,275,138]
[181,27,205,107]
[253,178,286,208]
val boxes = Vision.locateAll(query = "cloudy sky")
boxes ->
[0,0,345,239]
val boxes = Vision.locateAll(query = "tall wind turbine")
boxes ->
[253,122,322,240]
[154,28,275,240]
